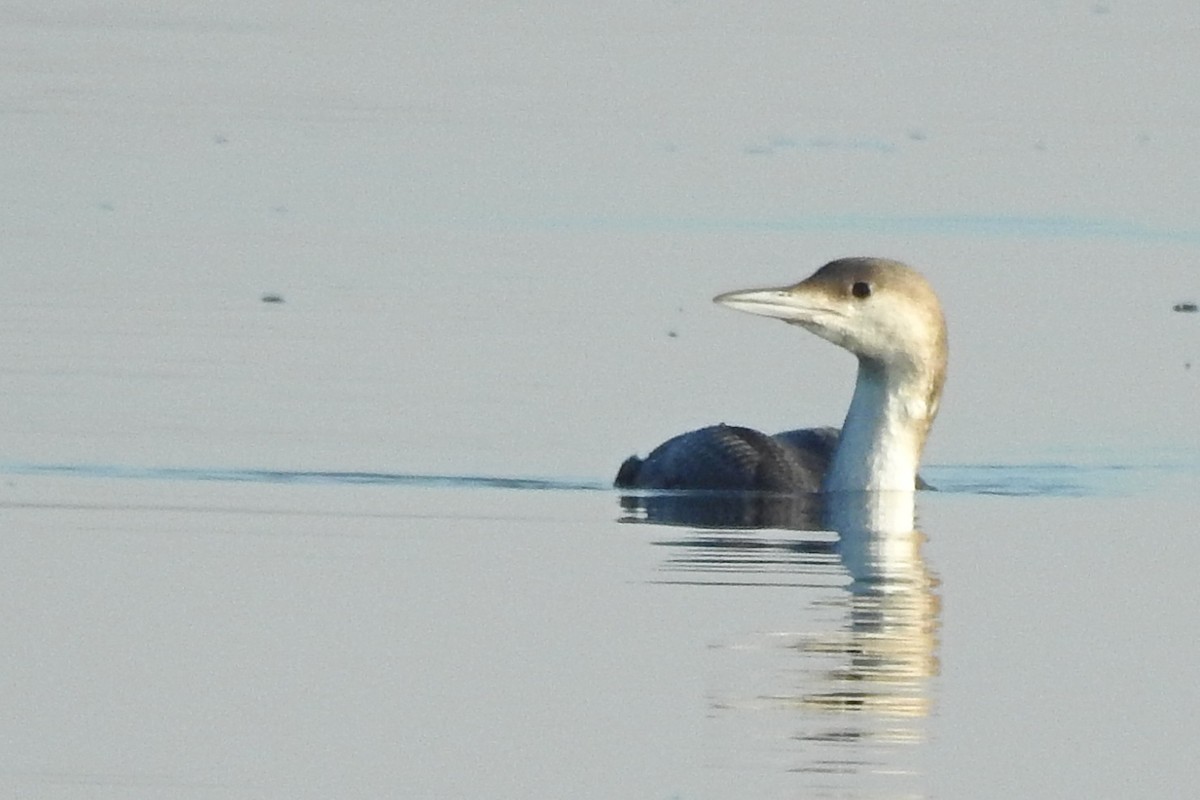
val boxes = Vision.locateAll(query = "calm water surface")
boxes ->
[3,2,1200,798]
[2,464,1198,799]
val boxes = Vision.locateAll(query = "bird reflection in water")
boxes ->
[619,488,939,780]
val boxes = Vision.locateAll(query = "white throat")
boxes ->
[823,360,930,492]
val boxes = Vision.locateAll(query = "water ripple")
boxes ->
[513,212,1200,242]
[1,460,1190,496]
[0,462,606,492]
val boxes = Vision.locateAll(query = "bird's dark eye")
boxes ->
[851,281,871,299]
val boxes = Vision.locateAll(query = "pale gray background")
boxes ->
[2,2,1199,798]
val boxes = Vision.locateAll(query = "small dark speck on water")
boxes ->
[261,293,285,304]
[1173,302,1198,313]
[667,329,678,338]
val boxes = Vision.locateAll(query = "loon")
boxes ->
[615,257,947,493]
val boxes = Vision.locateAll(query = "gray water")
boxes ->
[3,2,1200,798]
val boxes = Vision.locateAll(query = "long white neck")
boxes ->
[823,360,933,493]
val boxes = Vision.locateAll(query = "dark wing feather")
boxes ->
[615,424,830,493]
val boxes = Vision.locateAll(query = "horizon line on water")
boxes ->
[1,460,1194,497]
[0,462,607,492]
[469,211,1200,242]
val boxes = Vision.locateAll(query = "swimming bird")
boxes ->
[615,257,947,493]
